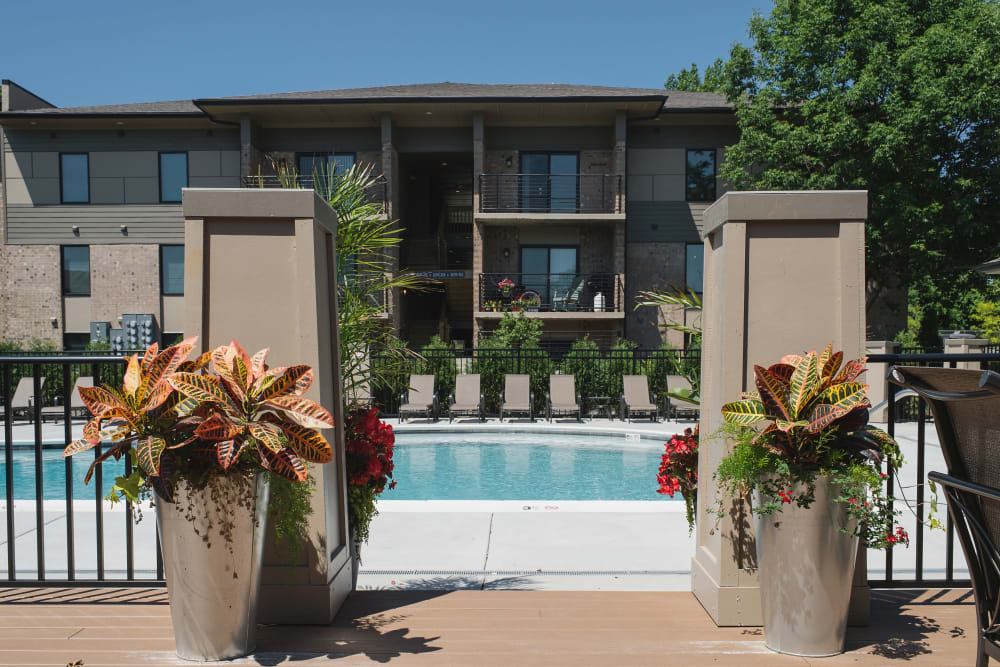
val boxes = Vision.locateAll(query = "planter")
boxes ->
[754,475,858,657]
[156,472,270,662]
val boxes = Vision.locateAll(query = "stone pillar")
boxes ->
[472,113,485,339]
[614,110,627,214]
[692,190,869,627]
[239,114,252,182]
[866,340,900,423]
[945,337,988,370]
[182,188,351,624]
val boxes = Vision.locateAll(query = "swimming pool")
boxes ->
[1,431,671,502]
[381,431,668,501]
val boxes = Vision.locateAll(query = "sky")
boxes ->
[4,0,769,108]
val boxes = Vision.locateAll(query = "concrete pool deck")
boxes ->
[2,416,968,591]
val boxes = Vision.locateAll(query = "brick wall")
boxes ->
[625,242,687,348]
[90,245,161,324]
[0,243,62,344]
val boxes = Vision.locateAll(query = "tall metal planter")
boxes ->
[156,473,270,662]
[755,475,859,657]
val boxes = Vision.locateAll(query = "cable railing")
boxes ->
[479,173,622,213]
[241,174,388,213]
[478,273,624,313]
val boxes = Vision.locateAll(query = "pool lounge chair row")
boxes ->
[0,376,92,423]
[398,374,699,422]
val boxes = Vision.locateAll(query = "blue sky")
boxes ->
[5,0,769,108]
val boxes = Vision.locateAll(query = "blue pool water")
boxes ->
[381,432,667,501]
[1,446,127,501]
[1,431,670,502]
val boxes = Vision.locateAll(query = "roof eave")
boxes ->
[193,94,669,107]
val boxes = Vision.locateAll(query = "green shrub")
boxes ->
[418,336,456,405]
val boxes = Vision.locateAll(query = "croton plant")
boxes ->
[63,338,333,503]
[714,344,908,550]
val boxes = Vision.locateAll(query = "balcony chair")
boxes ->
[547,374,581,422]
[398,374,438,422]
[500,374,533,422]
[41,376,92,423]
[2,377,46,423]
[552,275,586,312]
[449,374,484,423]
[890,366,1000,667]
[665,375,700,420]
[621,375,659,422]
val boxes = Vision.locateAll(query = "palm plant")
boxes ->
[267,158,421,405]
[635,285,702,405]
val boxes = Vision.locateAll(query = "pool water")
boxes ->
[1,447,127,501]
[381,432,668,501]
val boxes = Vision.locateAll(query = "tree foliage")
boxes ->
[665,59,727,92]
[680,0,1000,337]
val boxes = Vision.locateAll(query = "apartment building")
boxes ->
[0,80,736,350]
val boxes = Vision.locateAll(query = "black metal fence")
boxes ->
[478,173,622,214]
[867,351,1000,588]
[478,273,624,314]
[1,354,163,587]
[241,174,388,213]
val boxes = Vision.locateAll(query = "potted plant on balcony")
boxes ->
[517,291,541,312]
[498,277,515,296]
[714,344,906,658]
[63,338,333,662]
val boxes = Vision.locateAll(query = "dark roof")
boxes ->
[0,82,731,116]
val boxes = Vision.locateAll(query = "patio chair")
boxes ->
[3,376,45,423]
[449,374,484,423]
[547,374,581,422]
[889,366,1000,667]
[41,376,92,423]
[398,374,438,422]
[552,275,586,312]
[500,374,533,422]
[621,375,658,422]
[665,375,700,420]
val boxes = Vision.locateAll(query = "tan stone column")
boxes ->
[945,337,988,370]
[692,190,869,626]
[865,340,900,423]
[182,188,350,624]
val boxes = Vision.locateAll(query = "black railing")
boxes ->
[242,174,388,213]
[479,273,623,313]
[479,173,622,213]
[866,351,1000,588]
[1,354,163,587]
[370,347,700,416]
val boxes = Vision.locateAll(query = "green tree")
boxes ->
[665,59,727,92]
[717,0,1000,338]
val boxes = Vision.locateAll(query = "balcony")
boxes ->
[477,272,624,319]
[478,173,622,216]
[242,174,388,214]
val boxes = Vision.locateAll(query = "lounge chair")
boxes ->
[621,375,659,422]
[398,374,438,422]
[500,374,533,422]
[3,377,45,423]
[665,375,700,420]
[547,375,581,422]
[889,366,1000,667]
[552,275,586,312]
[42,376,92,422]
[449,374,483,423]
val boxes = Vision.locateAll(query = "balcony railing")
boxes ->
[478,273,623,313]
[242,175,388,213]
[479,174,622,214]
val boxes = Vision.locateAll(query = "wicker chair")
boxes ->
[890,366,1000,667]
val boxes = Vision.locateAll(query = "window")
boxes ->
[159,152,188,203]
[520,246,578,306]
[686,243,705,293]
[60,153,89,203]
[161,333,185,347]
[520,152,579,212]
[61,246,90,296]
[63,333,91,351]
[160,245,184,296]
[685,149,716,202]
[296,153,355,183]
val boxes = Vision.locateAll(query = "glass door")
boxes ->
[519,153,579,212]
[549,154,578,213]
[520,246,578,308]
[520,153,549,212]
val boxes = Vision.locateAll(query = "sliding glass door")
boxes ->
[520,153,579,213]
[521,246,578,307]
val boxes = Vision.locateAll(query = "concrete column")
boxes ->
[692,190,870,627]
[945,337,988,370]
[182,188,351,624]
[614,110,627,213]
[472,114,485,339]
[239,115,252,182]
[866,340,900,423]
[380,113,402,333]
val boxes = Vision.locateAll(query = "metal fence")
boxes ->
[478,273,624,314]
[478,173,622,214]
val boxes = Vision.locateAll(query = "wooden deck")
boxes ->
[0,587,979,666]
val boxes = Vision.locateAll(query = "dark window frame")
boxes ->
[684,242,705,294]
[518,151,580,212]
[294,152,357,179]
[518,244,581,274]
[158,151,189,203]
[59,152,90,204]
[61,245,91,297]
[62,333,91,351]
[159,244,185,296]
[685,148,717,203]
